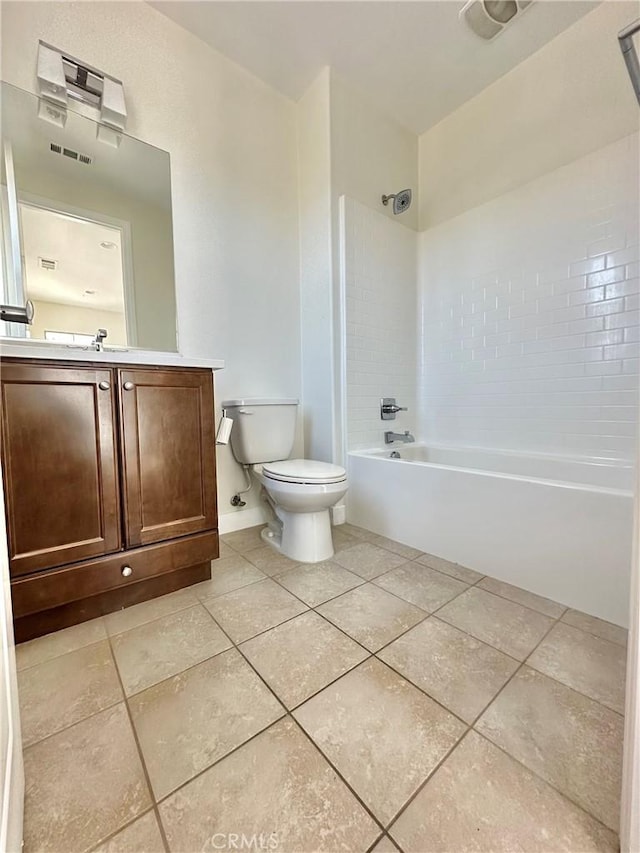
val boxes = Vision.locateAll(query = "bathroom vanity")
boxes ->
[0,347,223,642]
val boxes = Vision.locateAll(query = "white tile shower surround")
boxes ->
[16,524,627,853]
[419,134,640,459]
[341,196,418,450]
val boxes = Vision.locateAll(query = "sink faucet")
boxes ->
[384,430,415,444]
[92,329,108,352]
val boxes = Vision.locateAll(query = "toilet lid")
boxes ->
[262,459,347,485]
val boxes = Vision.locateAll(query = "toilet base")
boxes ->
[261,508,335,563]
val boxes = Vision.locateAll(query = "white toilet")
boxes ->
[222,398,348,563]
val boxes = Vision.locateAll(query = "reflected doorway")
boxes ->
[18,198,136,347]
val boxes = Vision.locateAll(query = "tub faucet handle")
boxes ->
[381,397,408,420]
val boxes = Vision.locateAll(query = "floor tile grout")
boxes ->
[15,619,109,673]
[467,726,622,838]
[106,634,172,853]
[225,526,624,642]
[148,604,390,840]
[455,599,625,832]
[199,599,474,839]
[20,693,125,753]
[382,725,475,838]
[19,522,627,852]
[20,539,622,751]
[466,604,567,729]
[85,808,160,853]
[16,634,111,675]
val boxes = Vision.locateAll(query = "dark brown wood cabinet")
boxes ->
[0,359,219,642]
[119,368,217,546]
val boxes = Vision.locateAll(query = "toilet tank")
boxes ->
[222,398,298,465]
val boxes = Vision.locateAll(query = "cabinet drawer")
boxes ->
[11,530,218,618]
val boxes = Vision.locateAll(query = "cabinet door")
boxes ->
[0,364,121,576]
[118,368,217,546]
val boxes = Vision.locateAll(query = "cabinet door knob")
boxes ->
[98,381,110,391]
[121,565,133,577]
[123,381,134,391]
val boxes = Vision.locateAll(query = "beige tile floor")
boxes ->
[16,524,627,853]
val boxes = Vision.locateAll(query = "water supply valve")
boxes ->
[380,398,408,420]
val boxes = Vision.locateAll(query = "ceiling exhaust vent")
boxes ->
[38,257,57,271]
[460,0,533,41]
[48,141,92,165]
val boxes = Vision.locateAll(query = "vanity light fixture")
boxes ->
[36,42,127,144]
[36,42,68,107]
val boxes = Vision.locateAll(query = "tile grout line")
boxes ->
[15,629,110,674]
[197,597,473,845]
[384,639,618,846]
[20,693,125,753]
[105,632,172,853]
[382,726,476,842]
[19,524,627,851]
[85,808,159,853]
[104,596,204,641]
[227,527,625,644]
[454,600,624,834]
[467,728,622,839]
[20,546,617,753]
[157,602,390,841]
[465,603,569,730]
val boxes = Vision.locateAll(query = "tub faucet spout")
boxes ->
[384,430,415,444]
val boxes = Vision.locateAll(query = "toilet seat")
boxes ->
[262,458,347,485]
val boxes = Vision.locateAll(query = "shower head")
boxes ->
[381,188,412,215]
[619,18,640,106]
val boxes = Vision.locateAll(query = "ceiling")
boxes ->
[20,204,126,313]
[149,0,601,133]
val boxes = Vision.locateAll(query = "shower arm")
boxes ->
[619,19,640,107]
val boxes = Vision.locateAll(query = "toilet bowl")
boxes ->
[255,460,348,562]
[222,399,348,563]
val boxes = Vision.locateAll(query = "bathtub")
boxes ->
[347,444,635,627]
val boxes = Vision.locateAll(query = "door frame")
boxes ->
[1,142,26,339]
[0,461,24,853]
[17,191,138,347]
[621,447,640,853]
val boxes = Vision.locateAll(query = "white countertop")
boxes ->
[0,338,224,370]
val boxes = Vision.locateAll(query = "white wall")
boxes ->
[331,73,418,232]
[30,300,127,345]
[297,69,334,464]
[296,69,419,467]
[419,133,640,459]
[342,196,417,450]
[419,1,640,228]
[1,0,302,531]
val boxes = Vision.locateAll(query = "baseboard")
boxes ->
[218,506,267,535]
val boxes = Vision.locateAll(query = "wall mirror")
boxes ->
[0,81,178,351]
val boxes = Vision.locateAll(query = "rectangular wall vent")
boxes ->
[38,257,57,271]
[48,142,92,165]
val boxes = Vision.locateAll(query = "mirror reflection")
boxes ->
[1,82,178,351]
